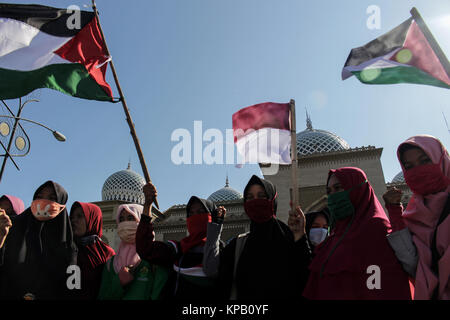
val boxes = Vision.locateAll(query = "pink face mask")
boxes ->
[31,199,66,221]
[117,221,138,244]
[404,155,450,195]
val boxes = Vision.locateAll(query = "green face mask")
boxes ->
[327,180,367,222]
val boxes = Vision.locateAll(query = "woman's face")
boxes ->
[327,174,344,195]
[70,205,87,237]
[245,184,268,201]
[402,147,432,170]
[118,209,137,223]
[35,185,57,202]
[311,214,328,229]
[188,200,207,217]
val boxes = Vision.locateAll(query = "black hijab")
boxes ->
[305,209,330,234]
[186,196,218,218]
[0,181,77,299]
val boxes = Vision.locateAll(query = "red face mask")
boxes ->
[186,213,211,236]
[244,198,275,223]
[404,156,450,195]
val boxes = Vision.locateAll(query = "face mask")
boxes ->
[117,221,138,244]
[186,213,211,236]
[31,199,65,221]
[327,180,367,222]
[404,156,450,195]
[244,198,275,223]
[309,228,328,246]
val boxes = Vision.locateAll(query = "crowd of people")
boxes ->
[0,134,448,300]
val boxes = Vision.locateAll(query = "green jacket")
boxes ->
[98,256,168,300]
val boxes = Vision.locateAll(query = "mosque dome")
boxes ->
[102,163,146,205]
[208,177,243,202]
[391,171,405,184]
[296,114,350,156]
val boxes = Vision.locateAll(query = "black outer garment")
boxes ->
[136,196,223,300]
[217,175,312,300]
[0,181,77,300]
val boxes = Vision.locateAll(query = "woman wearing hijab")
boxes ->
[0,181,77,300]
[136,183,225,300]
[98,203,168,300]
[303,167,412,300]
[70,202,115,300]
[384,135,449,300]
[305,209,330,253]
[203,175,312,300]
[0,195,25,218]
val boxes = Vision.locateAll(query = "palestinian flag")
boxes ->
[0,4,113,101]
[342,14,450,89]
[233,102,292,165]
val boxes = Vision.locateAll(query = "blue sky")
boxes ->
[1,0,450,213]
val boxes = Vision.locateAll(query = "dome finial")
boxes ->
[306,107,313,130]
[127,161,131,170]
[225,174,229,187]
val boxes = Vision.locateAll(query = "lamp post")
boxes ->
[0,98,66,183]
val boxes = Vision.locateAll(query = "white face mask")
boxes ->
[309,228,328,246]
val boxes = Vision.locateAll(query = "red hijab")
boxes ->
[75,202,115,269]
[303,167,411,300]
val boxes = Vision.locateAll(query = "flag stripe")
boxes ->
[0,3,94,37]
[0,18,71,71]
[352,66,450,89]
[0,63,112,101]
[342,17,412,78]
[342,48,410,76]
[232,102,290,142]
[235,127,291,165]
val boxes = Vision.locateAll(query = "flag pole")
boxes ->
[91,1,159,209]
[289,99,299,210]
[410,7,450,80]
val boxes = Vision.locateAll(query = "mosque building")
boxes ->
[94,116,411,251]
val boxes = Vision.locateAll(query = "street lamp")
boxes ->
[0,98,66,183]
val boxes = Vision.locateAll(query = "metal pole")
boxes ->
[0,99,24,182]
[92,0,159,209]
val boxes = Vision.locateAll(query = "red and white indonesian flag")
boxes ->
[232,102,292,165]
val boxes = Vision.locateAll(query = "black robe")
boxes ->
[217,175,312,300]
[0,181,77,300]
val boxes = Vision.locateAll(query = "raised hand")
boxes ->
[288,205,306,242]
[213,206,227,224]
[383,187,403,206]
[0,209,12,248]
[143,182,158,205]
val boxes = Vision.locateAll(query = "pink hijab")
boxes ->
[397,135,450,300]
[113,204,142,274]
[1,195,25,215]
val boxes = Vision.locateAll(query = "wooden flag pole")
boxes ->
[410,7,450,80]
[92,1,159,209]
[289,99,299,210]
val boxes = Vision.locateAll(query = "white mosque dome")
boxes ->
[391,171,405,184]
[208,177,243,202]
[102,163,146,205]
[296,114,350,155]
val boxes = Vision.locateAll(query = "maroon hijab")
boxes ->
[75,202,115,268]
[303,167,411,300]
